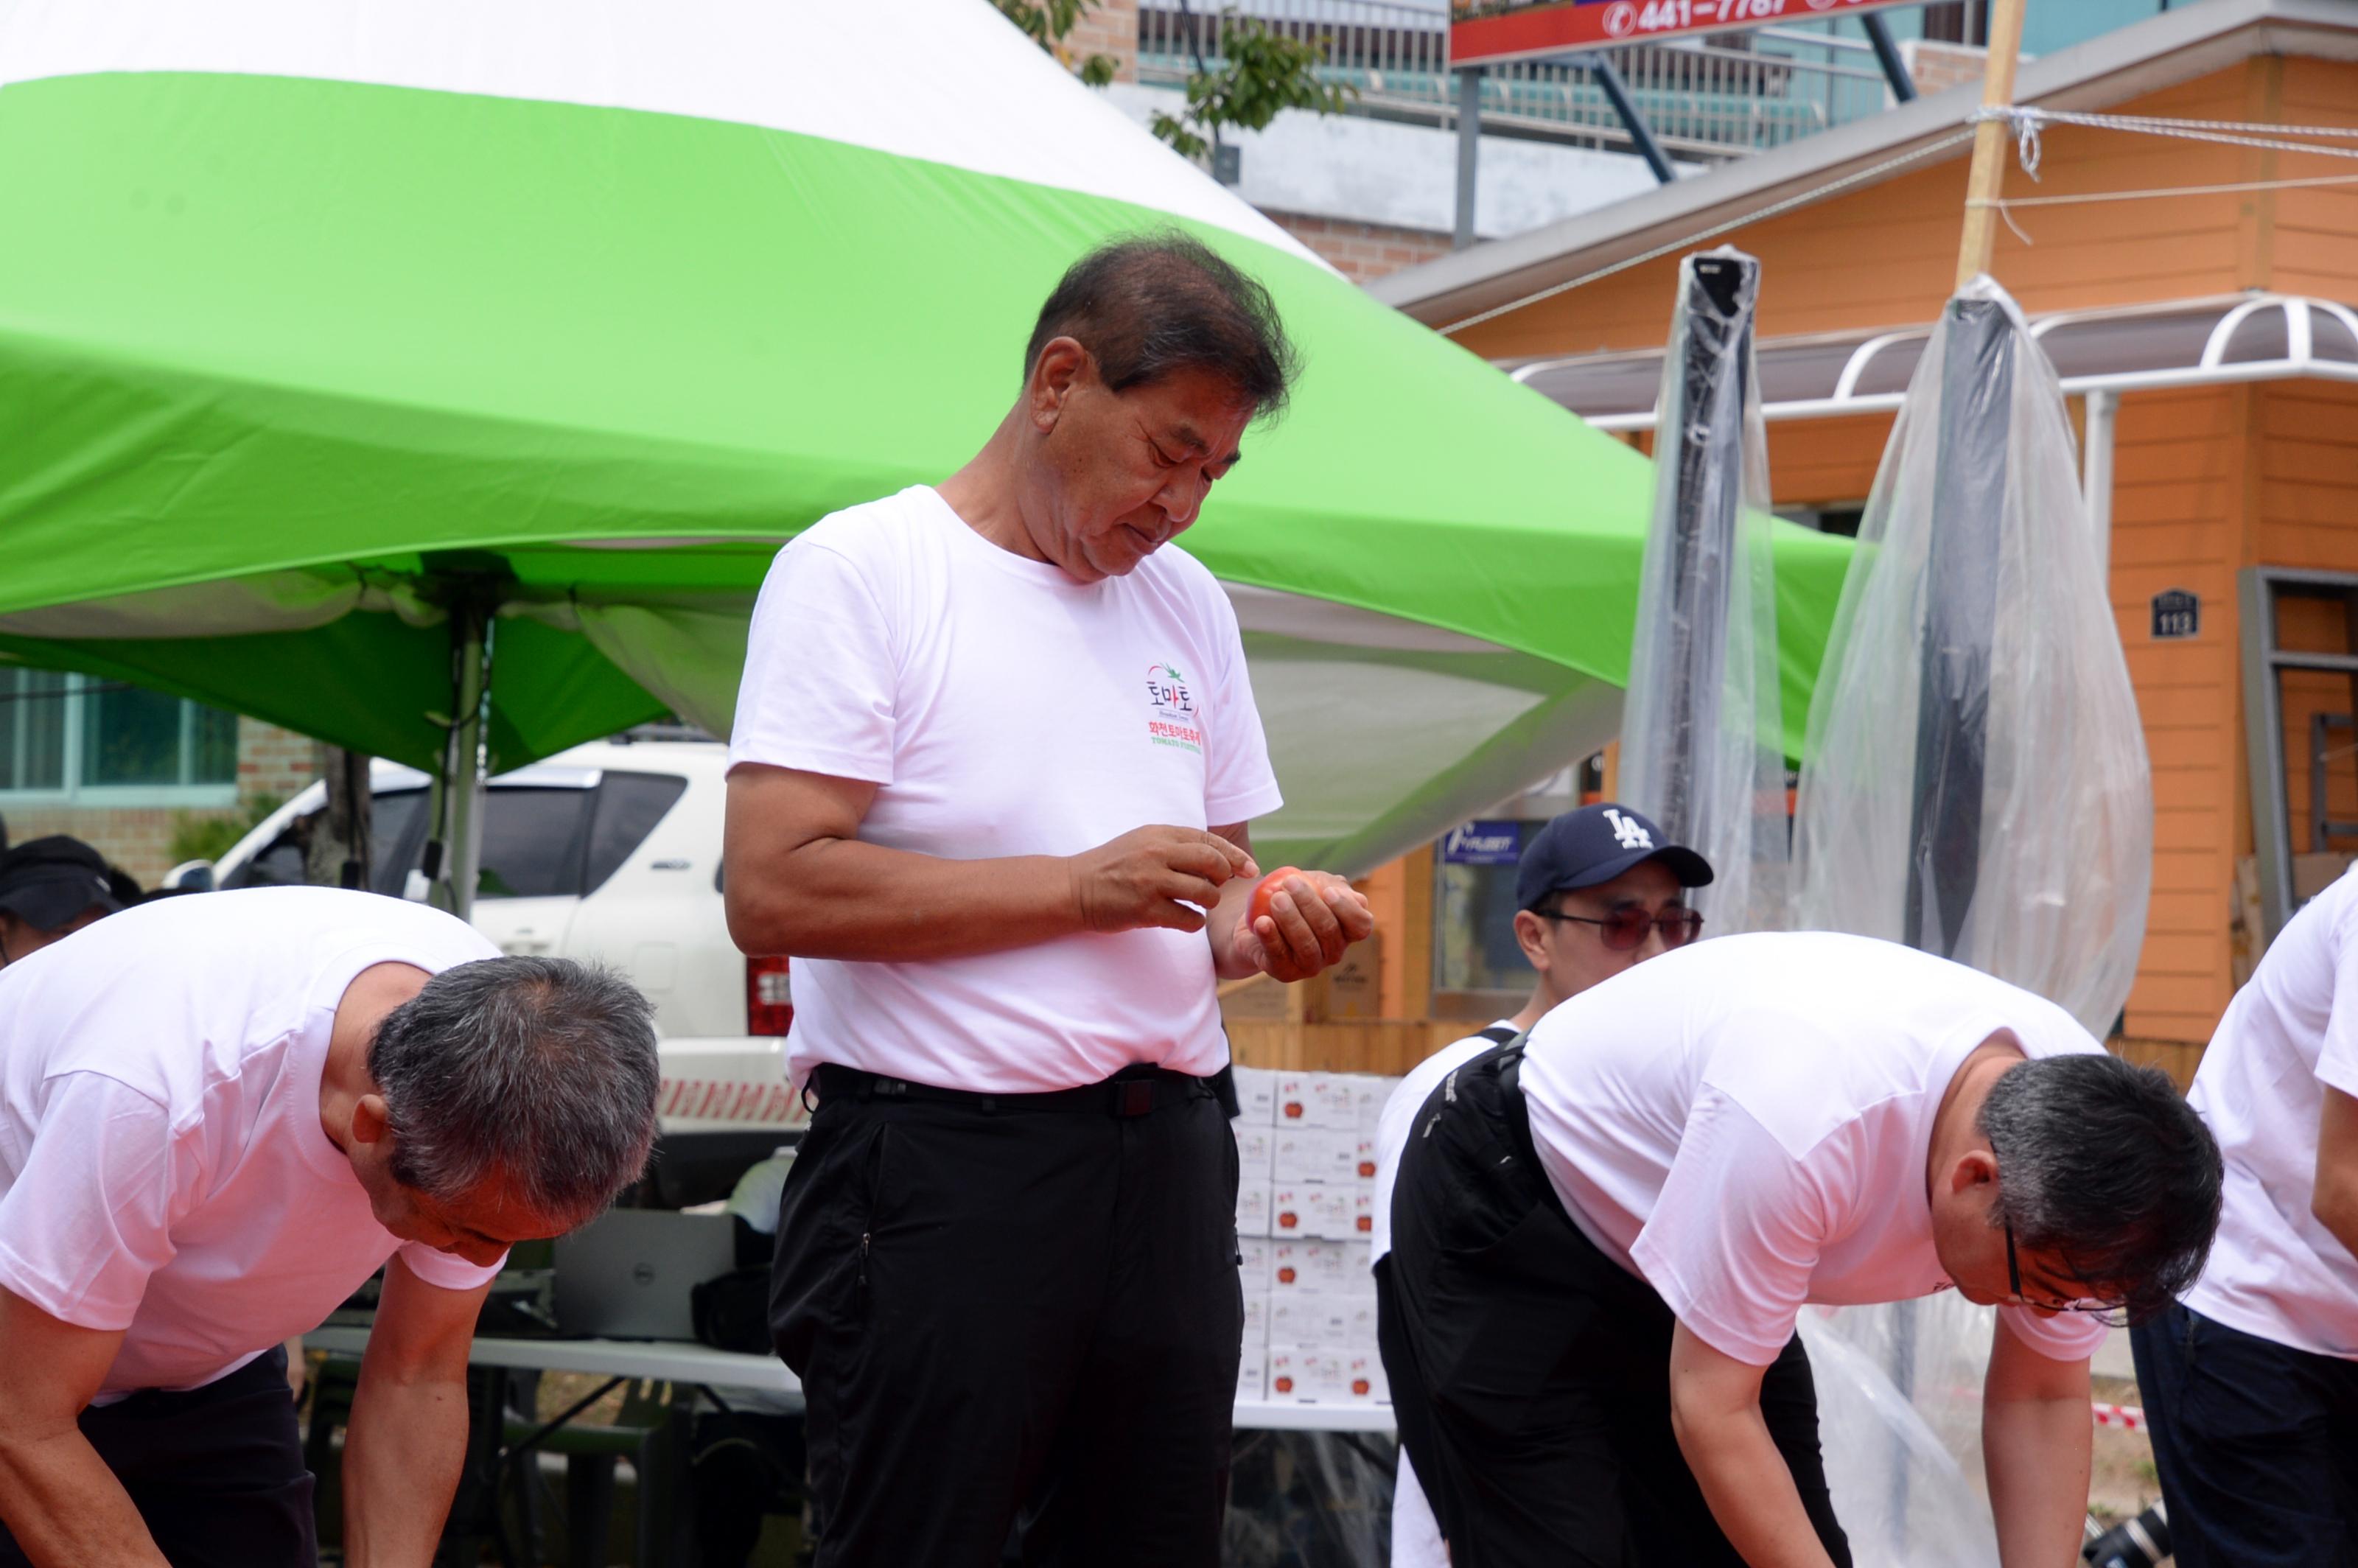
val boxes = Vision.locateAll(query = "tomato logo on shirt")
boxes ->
[1145,662,1203,755]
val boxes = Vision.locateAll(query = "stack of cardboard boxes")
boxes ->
[1231,1065,1397,1407]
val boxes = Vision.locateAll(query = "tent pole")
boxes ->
[428,596,494,922]
[1954,0,2029,288]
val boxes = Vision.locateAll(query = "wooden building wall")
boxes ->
[1441,55,2358,1059]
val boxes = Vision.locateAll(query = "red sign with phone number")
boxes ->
[1450,0,1918,67]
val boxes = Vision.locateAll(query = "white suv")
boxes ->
[198,738,805,1170]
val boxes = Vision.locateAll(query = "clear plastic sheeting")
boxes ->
[1792,274,2152,1035]
[1800,1301,2004,1568]
[1222,1428,1393,1567]
[1619,248,1789,934]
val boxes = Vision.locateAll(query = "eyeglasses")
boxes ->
[1538,905,1704,952]
[2003,1222,2121,1318]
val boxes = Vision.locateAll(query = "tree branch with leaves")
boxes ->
[995,0,1120,88]
[1149,13,1357,164]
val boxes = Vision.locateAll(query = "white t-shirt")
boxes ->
[729,486,1283,1093]
[2184,866,2358,1357]
[0,887,506,1399]
[1520,931,2110,1368]
[1370,1020,1517,1266]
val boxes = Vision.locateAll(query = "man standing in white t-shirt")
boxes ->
[2132,864,2358,1566]
[0,886,661,1568]
[723,234,1374,1567]
[1379,931,2221,1568]
[1371,802,1711,1568]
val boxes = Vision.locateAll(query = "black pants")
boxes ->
[769,1065,1242,1567]
[2133,1300,2358,1567]
[0,1346,314,1568]
[1377,1044,1850,1568]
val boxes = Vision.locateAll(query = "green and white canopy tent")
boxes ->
[0,0,1850,901]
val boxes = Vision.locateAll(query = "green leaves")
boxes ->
[993,0,1119,88]
[1148,14,1357,164]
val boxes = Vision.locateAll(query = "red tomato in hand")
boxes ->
[1247,867,1303,927]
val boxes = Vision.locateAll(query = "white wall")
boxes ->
[1104,81,1696,242]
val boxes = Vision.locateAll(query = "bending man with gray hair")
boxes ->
[1379,931,2222,1568]
[0,886,661,1568]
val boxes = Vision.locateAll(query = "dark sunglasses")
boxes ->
[2004,1221,2120,1318]
[1537,904,1704,952]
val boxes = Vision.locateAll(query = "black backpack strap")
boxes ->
[1475,1024,1520,1046]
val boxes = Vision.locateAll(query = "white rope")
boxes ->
[1436,130,1976,338]
[1965,105,2358,247]
[1433,105,2357,337]
[1971,105,2358,163]
[1970,169,2358,209]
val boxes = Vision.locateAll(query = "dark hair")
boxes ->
[368,956,661,1225]
[1981,1053,2222,1323]
[1022,231,1298,419]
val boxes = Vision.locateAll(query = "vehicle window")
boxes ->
[226,787,435,895]
[475,788,594,901]
[584,772,689,895]
[225,822,309,889]
[368,788,430,897]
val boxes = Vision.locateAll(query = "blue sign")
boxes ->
[1441,820,1524,865]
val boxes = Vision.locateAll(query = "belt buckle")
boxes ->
[1114,1079,1157,1119]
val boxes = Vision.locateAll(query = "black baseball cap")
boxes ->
[0,836,125,933]
[1514,804,1713,912]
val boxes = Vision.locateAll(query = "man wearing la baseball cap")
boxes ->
[0,836,125,967]
[1370,802,1712,1568]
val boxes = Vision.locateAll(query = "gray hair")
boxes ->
[368,956,660,1224]
[1981,1052,2222,1321]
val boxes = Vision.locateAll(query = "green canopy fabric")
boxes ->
[0,0,1850,874]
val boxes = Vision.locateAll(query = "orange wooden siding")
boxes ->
[1455,64,2283,365]
[1428,53,2358,1049]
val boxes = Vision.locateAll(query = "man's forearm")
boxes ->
[0,1430,170,1568]
[733,836,1082,962]
[1982,1393,2091,1567]
[1670,1404,1843,1568]
[341,1371,472,1568]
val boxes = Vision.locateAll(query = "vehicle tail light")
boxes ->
[746,956,794,1036]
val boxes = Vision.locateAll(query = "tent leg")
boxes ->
[429,601,494,923]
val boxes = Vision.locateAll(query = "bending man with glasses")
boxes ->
[1377,930,2222,1568]
[1370,802,1710,1568]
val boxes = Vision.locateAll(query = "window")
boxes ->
[1432,819,1547,1012]
[0,671,237,803]
[223,786,431,897]
[583,772,688,894]
[475,787,596,901]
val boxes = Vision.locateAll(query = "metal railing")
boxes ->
[1136,0,1897,160]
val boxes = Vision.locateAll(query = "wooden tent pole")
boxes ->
[1955,0,2032,290]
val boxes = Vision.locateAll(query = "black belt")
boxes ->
[813,1062,1214,1119]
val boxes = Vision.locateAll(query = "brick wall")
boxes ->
[1264,210,1453,284]
[239,724,319,805]
[1064,0,1138,84]
[1907,41,1990,97]
[3,717,316,887]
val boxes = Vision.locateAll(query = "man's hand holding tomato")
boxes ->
[1215,858,1374,984]
[1060,827,1370,984]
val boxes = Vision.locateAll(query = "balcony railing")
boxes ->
[1135,0,1897,161]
